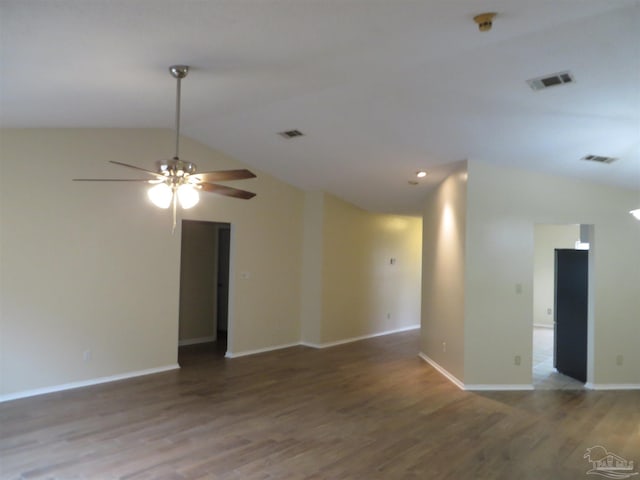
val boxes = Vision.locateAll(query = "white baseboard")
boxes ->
[533,323,554,329]
[225,342,300,358]
[585,383,640,390]
[179,336,216,346]
[418,353,534,391]
[418,353,465,390]
[302,324,420,349]
[464,384,534,391]
[0,364,180,403]
[1,328,423,401]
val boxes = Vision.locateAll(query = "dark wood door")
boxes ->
[554,249,588,383]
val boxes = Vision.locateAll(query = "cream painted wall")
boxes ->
[320,194,422,344]
[420,164,467,382]
[533,224,580,327]
[0,129,304,396]
[464,160,640,386]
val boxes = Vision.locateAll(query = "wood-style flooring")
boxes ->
[1,330,639,479]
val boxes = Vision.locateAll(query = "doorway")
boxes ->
[532,224,589,389]
[177,220,231,365]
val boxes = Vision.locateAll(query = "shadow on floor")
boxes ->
[178,331,227,368]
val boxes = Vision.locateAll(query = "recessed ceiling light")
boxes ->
[416,171,427,178]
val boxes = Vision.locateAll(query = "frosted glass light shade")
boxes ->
[178,184,199,209]
[630,209,640,220]
[148,183,172,209]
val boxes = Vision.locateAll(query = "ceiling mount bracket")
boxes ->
[169,65,189,79]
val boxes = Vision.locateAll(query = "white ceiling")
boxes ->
[2,0,639,213]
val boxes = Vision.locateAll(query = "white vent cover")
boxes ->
[278,129,304,139]
[582,154,617,164]
[527,71,575,91]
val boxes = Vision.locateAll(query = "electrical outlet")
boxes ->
[547,308,552,315]
[616,355,623,366]
[83,350,92,362]
[514,355,521,366]
[386,312,391,320]
[515,283,523,294]
[442,342,447,353]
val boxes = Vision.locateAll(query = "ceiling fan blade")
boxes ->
[199,182,256,199]
[109,160,165,178]
[73,178,154,182]
[192,169,256,182]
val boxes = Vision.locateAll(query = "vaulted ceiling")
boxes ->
[2,0,639,213]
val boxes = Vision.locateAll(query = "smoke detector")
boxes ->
[473,13,496,32]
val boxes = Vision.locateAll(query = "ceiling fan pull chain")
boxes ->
[171,189,178,234]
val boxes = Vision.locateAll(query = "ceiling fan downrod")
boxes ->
[169,65,189,161]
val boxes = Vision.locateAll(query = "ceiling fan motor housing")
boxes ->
[158,158,197,176]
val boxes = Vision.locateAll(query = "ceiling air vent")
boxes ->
[278,129,304,139]
[582,154,617,164]
[527,71,574,91]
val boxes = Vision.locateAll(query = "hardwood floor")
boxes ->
[1,330,638,479]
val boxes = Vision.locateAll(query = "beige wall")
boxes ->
[533,224,580,327]
[0,128,305,396]
[0,129,424,398]
[464,160,640,386]
[320,194,422,344]
[420,164,467,382]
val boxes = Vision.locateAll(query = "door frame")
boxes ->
[177,219,234,356]
[224,224,236,358]
[531,223,595,388]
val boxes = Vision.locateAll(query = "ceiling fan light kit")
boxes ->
[148,183,173,209]
[73,65,256,231]
[630,209,640,220]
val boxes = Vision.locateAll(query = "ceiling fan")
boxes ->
[74,65,256,229]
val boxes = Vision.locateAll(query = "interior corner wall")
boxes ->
[319,194,422,344]
[464,159,640,386]
[300,191,324,345]
[420,164,467,382]
[533,224,580,327]
[0,128,304,397]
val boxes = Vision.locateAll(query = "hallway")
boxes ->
[533,326,584,390]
